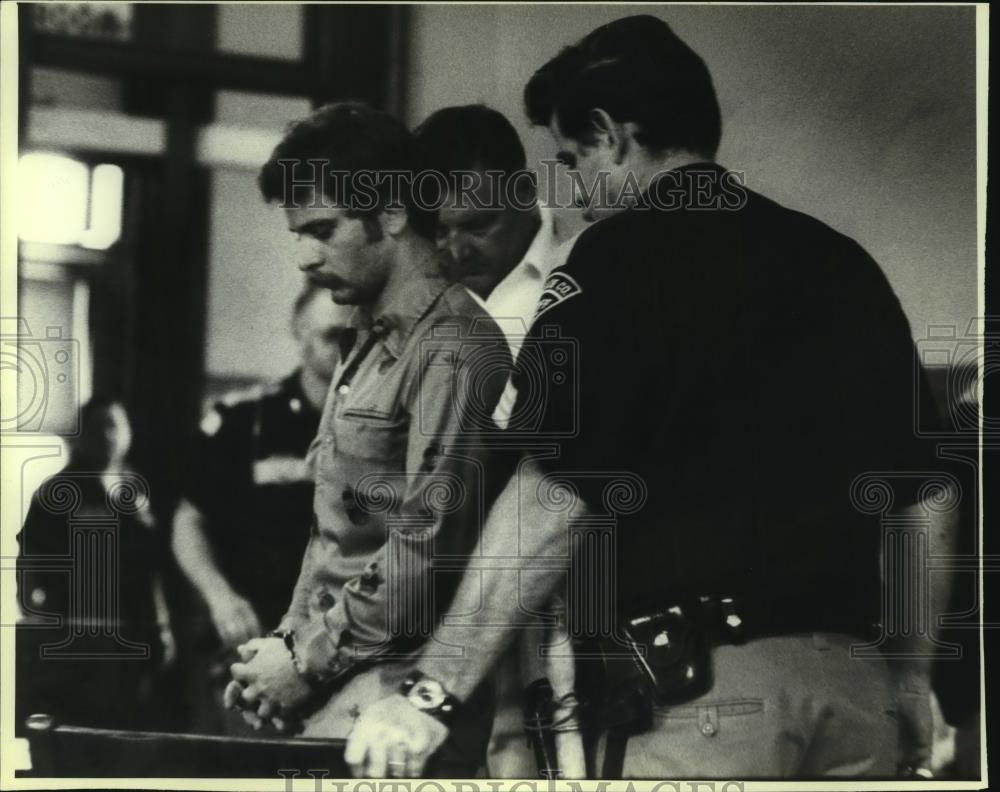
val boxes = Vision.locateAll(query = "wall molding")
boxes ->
[27,107,281,169]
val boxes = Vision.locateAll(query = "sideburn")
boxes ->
[360,215,384,243]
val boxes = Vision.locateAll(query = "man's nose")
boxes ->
[296,246,323,271]
[437,234,468,265]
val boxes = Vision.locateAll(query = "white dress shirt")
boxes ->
[467,206,573,361]
[466,207,579,428]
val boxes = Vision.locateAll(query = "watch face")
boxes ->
[408,679,446,711]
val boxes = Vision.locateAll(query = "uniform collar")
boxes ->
[353,250,450,358]
[644,161,728,206]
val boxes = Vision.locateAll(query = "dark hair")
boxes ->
[258,101,436,239]
[524,15,721,158]
[414,104,535,208]
[415,104,528,175]
[67,395,130,471]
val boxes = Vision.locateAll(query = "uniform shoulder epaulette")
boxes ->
[219,383,270,408]
[200,384,266,436]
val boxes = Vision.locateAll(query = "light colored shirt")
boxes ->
[466,207,578,428]
[468,206,573,360]
[282,254,509,680]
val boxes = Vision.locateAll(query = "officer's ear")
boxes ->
[588,108,629,165]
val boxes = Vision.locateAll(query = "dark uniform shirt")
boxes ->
[185,371,320,629]
[511,163,943,630]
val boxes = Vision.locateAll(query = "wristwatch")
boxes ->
[399,671,460,726]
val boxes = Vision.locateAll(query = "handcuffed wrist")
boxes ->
[294,622,354,686]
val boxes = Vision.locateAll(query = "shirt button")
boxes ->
[701,721,717,736]
[338,385,350,396]
[318,593,335,610]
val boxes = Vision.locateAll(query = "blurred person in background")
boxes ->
[16,397,174,731]
[172,283,351,733]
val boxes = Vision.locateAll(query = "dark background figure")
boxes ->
[931,391,983,778]
[171,283,351,733]
[16,397,174,732]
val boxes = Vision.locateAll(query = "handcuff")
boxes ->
[266,629,330,690]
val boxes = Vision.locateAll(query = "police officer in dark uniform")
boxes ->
[344,15,960,779]
[172,283,352,731]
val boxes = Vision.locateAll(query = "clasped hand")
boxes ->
[224,637,313,730]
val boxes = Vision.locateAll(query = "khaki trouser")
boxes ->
[596,633,898,779]
[486,603,585,779]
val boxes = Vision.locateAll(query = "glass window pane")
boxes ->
[217,5,303,61]
[81,164,124,251]
[215,91,312,131]
[32,3,133,42]
[31,68,124,112]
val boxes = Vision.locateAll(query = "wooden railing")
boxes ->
[20,714,469,778]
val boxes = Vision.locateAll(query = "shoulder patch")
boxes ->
[533,272,583,322]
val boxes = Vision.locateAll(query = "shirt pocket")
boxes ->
[332,411,408,463]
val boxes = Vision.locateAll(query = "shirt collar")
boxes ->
[353,251,451,358]
[516,206,562,280]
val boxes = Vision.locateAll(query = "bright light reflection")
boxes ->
[19,154,124,249]
[80,164,124,250]
[18,153,89,245]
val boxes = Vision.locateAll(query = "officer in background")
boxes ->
[172,283,351,731]
[344,15,958,779]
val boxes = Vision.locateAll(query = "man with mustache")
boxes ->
[345,15,956,780]
[224,102,510,777]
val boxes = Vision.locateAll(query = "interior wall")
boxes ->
[407,5,979,342]
[204,165,310,384]
[202,6,310,385]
